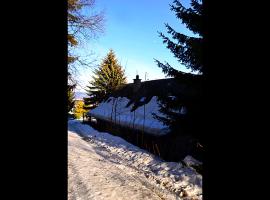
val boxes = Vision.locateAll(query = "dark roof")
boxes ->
[107,77,203,111]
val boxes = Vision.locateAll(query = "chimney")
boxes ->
[133,75,141,84]
[133,75,141,93]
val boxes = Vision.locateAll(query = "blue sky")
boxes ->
[75,0,195,92]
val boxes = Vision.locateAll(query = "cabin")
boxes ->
[87,74,203,161]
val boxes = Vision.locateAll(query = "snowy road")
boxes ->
[68,120,202,200]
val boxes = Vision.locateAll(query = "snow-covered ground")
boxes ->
[68,120,202,200]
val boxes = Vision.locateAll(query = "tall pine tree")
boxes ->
[154,0,204,158]
[155,0,203,77]
[84,49,127,109]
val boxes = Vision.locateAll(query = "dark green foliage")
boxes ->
[155,0,204,151]
[156,0,203,75]
[84,50,127,110]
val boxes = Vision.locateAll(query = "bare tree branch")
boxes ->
[68,0,105,82]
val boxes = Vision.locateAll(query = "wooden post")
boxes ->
[152,141,156,155]
[141,131,144,146]
[142,103,145,146]
[155,143,161,157]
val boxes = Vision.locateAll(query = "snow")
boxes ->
[183,155,202,168]
[140,97,147,102]
[68,120,202,200]
[180,106,187,115]
[74,91,88,100]
[168,96,177,100]
[89,96,170,136]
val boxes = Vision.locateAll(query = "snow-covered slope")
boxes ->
[68,120,202,200]
[89,96,170,136]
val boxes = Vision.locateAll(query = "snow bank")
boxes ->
[89,96,170,136]
[68,120,202,199]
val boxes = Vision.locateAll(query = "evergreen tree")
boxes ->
[84,50,127,109]
[155,0,204,76]
[68,84,75,112]
[154,0,204,158]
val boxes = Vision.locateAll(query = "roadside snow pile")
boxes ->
[89,96,170,136]
[68,120,202,200]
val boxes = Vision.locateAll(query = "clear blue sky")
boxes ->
[75,0,196,92]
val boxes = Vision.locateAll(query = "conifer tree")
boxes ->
[68,84,75,112]
[154,0,204,157]
[84,50,127,109]
[155,0,204,77]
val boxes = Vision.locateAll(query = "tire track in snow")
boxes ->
[68,161,92,200]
